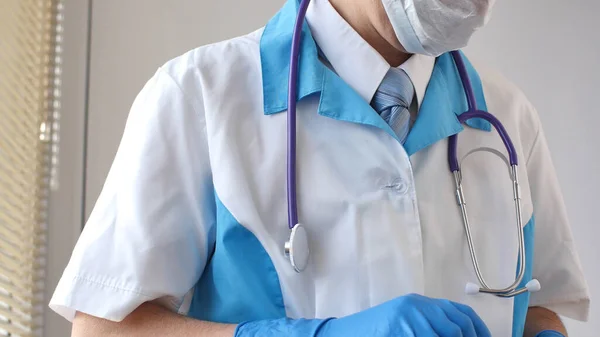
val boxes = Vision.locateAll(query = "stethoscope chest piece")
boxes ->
[285,224,309,273]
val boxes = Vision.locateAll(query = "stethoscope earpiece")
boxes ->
[526,279,541,292]
[465,279,541,296]
[465,282,481,295]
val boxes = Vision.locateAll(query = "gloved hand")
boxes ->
[535,331,566,337]
[234,293,491,337]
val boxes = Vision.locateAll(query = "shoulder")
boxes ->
[474,61,537,119]
[140,28,264,119]
[470,58,542,145]
[122,28,265,146]
[160,28,264,91]
[163,27,264,74]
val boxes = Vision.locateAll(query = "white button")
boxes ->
[383,178,408,194]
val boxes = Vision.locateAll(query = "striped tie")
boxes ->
[371,68,415,144]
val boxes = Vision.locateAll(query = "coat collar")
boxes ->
[260,0,491,155]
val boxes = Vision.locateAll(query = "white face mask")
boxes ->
[381,0,496,56]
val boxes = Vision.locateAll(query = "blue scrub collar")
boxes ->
[260,0,491,156]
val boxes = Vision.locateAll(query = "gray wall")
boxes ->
[47,0,598,335]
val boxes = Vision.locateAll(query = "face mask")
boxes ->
[381,0,496,56]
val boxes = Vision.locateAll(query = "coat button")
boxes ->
[383,178,408,194]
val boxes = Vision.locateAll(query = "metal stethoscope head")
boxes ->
[284,0,541,298]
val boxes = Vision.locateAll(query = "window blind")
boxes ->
[0,0,63,336]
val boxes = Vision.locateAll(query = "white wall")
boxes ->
[68,0,597,335]
[465,0,599,334]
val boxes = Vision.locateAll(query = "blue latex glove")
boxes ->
[535,331,566,337]
[235,293,491,337]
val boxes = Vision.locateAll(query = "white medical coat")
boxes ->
[50,0,590,336]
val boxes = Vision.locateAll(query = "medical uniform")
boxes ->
[50,0,590,336]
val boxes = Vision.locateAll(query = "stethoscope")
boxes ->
[283,0,541,298]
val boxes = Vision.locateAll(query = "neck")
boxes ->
[328,0,411,67]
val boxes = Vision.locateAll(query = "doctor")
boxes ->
[50,0,590,336]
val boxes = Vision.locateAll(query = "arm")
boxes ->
[523,106,590,324]
[49,65,216,326]
[71,294,493,337]
[72,303,235,337]
[523,307,567,337]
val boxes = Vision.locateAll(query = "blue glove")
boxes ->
[235,293,491,337]
[535,331,566,337]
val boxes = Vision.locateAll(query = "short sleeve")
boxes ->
[49,67,216,322]
[526,119,590,321]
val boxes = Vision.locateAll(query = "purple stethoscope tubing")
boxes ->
[287,0,520,231]
[448,51,518,172]
[285,0,537,297]
[287,0,311,230]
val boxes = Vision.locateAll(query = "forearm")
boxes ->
[72,302,236,337]
[523,307,567,337]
